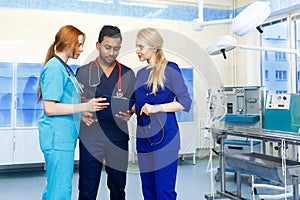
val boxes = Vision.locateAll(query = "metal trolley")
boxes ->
[205,126,300,200]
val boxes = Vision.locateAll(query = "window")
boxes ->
[264,51,269,60]
[276,90,287,94]
[295,16,300,93]
[275,52,287,61]
[261,18,289,94]
[265,70,269,81]
[175,67,194,122]
[275,70,287,81]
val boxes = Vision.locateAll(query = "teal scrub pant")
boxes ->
[42,149,75,200]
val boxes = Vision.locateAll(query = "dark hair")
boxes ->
[98,25,122,43]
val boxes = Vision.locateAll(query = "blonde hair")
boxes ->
[137,28,168,95]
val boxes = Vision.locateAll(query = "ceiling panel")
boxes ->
[128,0,233,8]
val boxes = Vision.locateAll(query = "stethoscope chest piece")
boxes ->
[116,90,124,97]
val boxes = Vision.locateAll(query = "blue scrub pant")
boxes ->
[137,150,179,200]
[78,140,128,200]
[42,149,75,200]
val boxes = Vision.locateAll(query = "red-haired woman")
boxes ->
[38,25,107,200]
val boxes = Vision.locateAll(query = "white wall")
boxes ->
[0,8,235,153]
[0,8,227,66]
[0,1,284,87]
[1,6,274,118]
[0,8,235,98]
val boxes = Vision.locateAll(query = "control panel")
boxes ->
[265,94,290,110]
[224,86,261,115]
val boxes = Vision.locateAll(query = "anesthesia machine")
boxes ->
[264,93,300,159]
[264,93,300,133]
[223,86,262,128]
[222,86,263,152]
[213,86,263,182]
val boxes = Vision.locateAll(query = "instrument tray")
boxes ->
[225,152,300,184]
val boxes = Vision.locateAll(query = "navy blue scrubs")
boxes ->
[76,60,135,200]
[134,61,192,200]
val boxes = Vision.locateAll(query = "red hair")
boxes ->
[38,25,85,100]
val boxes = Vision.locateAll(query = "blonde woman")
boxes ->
[134,28,192,200]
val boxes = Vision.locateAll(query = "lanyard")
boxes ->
[89,57,123,97]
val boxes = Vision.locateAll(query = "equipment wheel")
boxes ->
[214,171,221,182]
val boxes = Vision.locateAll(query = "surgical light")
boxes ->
[206,35,300,59]
[193,1,271,36]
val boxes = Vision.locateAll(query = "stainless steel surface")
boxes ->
[204,126,300,200]
[225,152,300,184]
[209,126,300,144]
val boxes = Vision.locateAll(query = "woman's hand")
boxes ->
[139,103,161,116]
[86,97,109,112]
[139,102,184,116]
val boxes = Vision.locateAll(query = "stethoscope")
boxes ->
[141,114,165,146]
[65,65,83,95]
[89,57,123,97]
[55,55,83,95]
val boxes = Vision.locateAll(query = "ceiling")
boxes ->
[84,0,254,9]
[126,0,233,8]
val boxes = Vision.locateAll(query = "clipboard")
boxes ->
[96,95,135,120]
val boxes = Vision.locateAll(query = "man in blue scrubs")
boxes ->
[76,25,135,200]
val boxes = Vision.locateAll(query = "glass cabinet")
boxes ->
[16,63,43,127]
[0,62,13,127]
[0,62,43,128]
[0,62,44,166]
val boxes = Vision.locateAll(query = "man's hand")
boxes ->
[82,111,97,126]
[116,110,134,121]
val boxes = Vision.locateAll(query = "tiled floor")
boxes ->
[0,155,286,200]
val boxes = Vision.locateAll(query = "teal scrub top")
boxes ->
[38,56,81,151]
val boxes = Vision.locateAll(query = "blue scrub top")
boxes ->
[134,61,192,152]
[38,56,81,151]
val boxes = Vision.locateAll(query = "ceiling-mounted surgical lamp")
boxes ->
[192,1,271,36]
[206,35,300,59]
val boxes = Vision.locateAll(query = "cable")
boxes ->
[204,85,227,200]
[281,139,287,200]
